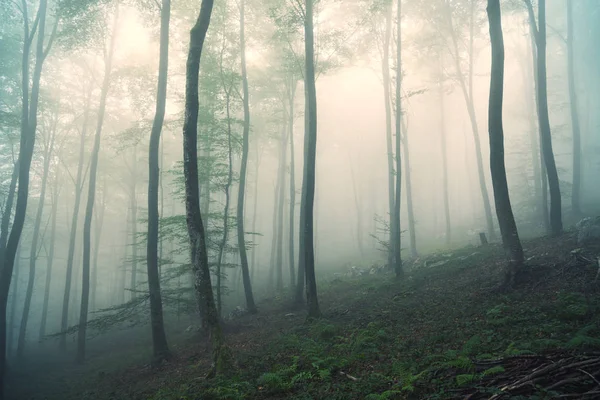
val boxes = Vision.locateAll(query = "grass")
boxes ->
[8,232,600,399]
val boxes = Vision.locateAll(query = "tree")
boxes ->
[146,0,171,361]
[486,0,524,287]
[566,0,581,217]
[77,3,119,364]
[236,0,257,314]
[182,0,227,375]
[391,0,403,277]
[16,107,56,357]
[299,0,321,318]
[0,0,54,394]
[524,0,562,235]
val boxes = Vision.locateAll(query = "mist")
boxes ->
[1,0,600,398]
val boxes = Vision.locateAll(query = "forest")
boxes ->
[1,0,600,398]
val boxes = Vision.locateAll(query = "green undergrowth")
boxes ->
[16,235,600,400]
[146,237,600,400]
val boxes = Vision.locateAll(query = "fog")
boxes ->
[1,0,599,398]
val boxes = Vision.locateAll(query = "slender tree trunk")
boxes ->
[275,123,289,290]
[382,1,394,269]
[269,175,281,289]
[183,0,226,376]
[130,145,138,299]
[526,16,550,232]
[17,126,55,358]
[236,0,257,313]
[250,140,260,282]
[528,0,563,235]
[39,168,59,341]
[90,191,104,313]
[7,246,21,361]
[1,1,50,394]
[392,0,403,277]
[301,0,321,318]
[215,82,234,318]
[287,80,297,288]
[567,1,582,217]
[76,7,119,363]
[60,85,92,352]
[146,0,170,361]
[401,120,417,258]
[0,161,18,276]
[486,0,525,287]
[438,80,451,245]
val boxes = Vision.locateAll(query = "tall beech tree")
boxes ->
[486,0,524,286]
[299,0,321,318]
[236,0,257,314]
[524,0,562,236]
[0,0,54,395]
[567,0,582,217]
[182,0,227,375]
[146,0,171,361]
[77,4,119,364]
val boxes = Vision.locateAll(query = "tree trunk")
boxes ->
[17,124,55,358]
[382,1,394,269]
[401,119,417,258]
[392,0,403,277]
[0,161,18,276]
[486,0,525,287]
[146,0,171,361]
[533,0,563,235]
[301,0,321,318]
[236,0,257,313]
[287,79,297,288]
[90,188,105,313]
[60,85,92,352]
[567,0,582,217]
[438,80,451,245]
[76,7,119,363]
[182,0,226,376]
[130,145,138,299]
[526,15,549,232]
[275,123,289,291]
[269,175,281,289]
[1,0,49,394]
[250,140,260,282]
[39,168,59,341]
[7,246,21,361]
[215,81,234,318]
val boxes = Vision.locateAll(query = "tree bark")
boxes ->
[526,0,563,235]
[39,167,59,341]
[90,185,105,313]
[287,79,297,288]
[76,6,119,363]
[1,0,49,394]
[60,84,92,352]
[567,0,582,217]
[486,0,525,287]
[392,0,403,277]
[236,0,257,313]
[17,120,55,358]
[146,0,171,361]
[301,0,321,318]
[275,122,289,290]
[250,140,260,282]
[183,0,226,375]
[382,1,394,269]
[129,145,138,299]
[401,119,417,258]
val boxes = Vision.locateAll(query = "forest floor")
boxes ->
[8,231,600,400]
